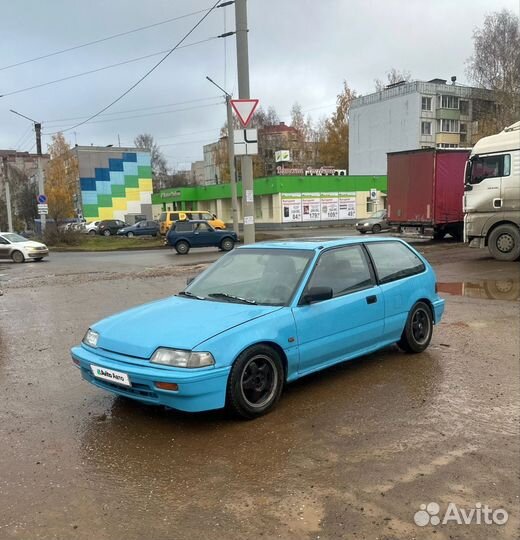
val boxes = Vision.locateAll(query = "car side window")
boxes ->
[307,245,374,297]
[195,222,210,232]
[367,242,425,284]
[469,154,511,184]
[175,222,193,232]
[0,236,8,245]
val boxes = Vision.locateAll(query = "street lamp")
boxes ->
[206,76,239,236]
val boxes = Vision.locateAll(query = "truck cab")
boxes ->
[464,121,520,261]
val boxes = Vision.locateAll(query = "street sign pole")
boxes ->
[235,0,255,244]
[225,95,240,236]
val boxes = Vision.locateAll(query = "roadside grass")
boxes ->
[50,235,166,252]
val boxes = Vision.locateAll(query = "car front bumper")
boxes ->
[71,345,230,412]
[26,249,49,259]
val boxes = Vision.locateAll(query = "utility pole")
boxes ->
[234,0,255,244]
[206,76,240,236]
[2,158,14,232]
[10,109,46,233]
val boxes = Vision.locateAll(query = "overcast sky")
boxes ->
[1,0,518,170]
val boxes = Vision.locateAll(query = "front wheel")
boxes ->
[103,229,111,237]
[175,240,190,255]
[127,232,134,238]
[488,224,520,261]
[372,224,382,234]
[358,230,367,235]
[88,229,96,236]
[226,345,284,419]
[398,301,433,353]
[220,238,235,251]
[11,250,25,263]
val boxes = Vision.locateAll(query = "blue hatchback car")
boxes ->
[71,238,444,419]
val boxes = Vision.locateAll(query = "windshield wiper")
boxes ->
[208,292,257,305]
[177,291,205,300]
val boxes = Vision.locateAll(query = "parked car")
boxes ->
[159,210,226,235]
[84,221,101,235]
[97,220,126,236]
[356,210,390,234]
[71,237,444,419]
[117,220,160,237]
[165,220,237,254]
[0,232,49,263]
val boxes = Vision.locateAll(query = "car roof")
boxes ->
[238,236,408,251]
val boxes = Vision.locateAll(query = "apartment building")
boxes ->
[349,78,496,175]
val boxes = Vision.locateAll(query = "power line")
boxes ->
[43,96,221,125]
[0,7,212,72]
[45,102,224,130]
[45,0,224,135]
[0,37,218,99]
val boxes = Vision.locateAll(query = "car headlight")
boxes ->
[83,328,99,348]
[364,222,370,226]
[150,348,215,368]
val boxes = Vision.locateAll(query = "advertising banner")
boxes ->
[320,193,339,221]
[338,192,357,219]
[281,193,302,223]
[301,193,321,222]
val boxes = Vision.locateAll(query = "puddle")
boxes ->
[437,280,520,302]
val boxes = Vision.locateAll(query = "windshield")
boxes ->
[371,210,386,218]
[2,233,28,243]
[185,248,314,306]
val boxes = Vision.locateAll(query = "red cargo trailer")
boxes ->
[387,148,469,240]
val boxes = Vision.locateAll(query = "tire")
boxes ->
[220,237,235,251]
[88,229,96,236]
[398,301,433,354]
[359,230,367,235]
[175,240,190,255]
[488,224,520,261]
[127,232,134,238]
[372,224,382,234]
[433,230,446,241]
[11,250,25,263]
[103,229,111,237]
[226,344,284,419]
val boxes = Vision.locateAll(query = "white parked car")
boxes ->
[0,232,49,263]
[84,221,100,235]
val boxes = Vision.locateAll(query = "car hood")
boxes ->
[19,240,47,249]
[358,218,382,224]
[93,296,281,358]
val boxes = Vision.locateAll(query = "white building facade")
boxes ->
[349,79,496,175]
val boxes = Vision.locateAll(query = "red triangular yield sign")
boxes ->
[230,99,259,127]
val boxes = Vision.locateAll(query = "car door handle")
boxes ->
[366,295,377,304]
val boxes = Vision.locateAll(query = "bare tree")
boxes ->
[466,9,520,129]
[134,133,168,190]
[375,68,412,91]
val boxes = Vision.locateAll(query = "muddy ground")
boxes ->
[0,243,518,540]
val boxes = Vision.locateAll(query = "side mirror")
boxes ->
[301,286,333,305]
[186,277,195,286]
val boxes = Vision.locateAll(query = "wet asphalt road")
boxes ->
[0,241,519,540]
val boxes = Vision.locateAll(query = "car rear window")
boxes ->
[366,242,425,284]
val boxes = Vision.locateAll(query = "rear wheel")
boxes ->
[11,250,25,263]
[488,224,520,261]
[175,240,190,255]
[220,237,235,251]
[398,301,433,353]
[226,344,284,419]
[433,230,446,241]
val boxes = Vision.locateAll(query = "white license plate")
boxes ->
[91,365,131,387]
[403,226,420,234]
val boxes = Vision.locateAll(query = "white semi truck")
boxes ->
[464,121,520,261]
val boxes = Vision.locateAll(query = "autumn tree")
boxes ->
[45,133,78,228]
[319,81,357,170]
[466,9,520,131]
[134,133,168,190]
[375,68,412,91]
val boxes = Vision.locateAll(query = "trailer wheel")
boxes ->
[488,224,520,261]
[433,230,446,241]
